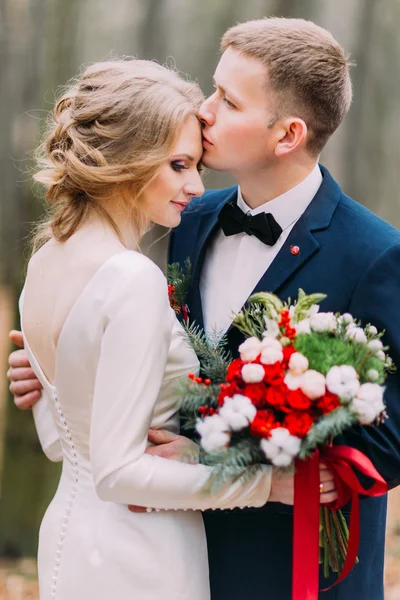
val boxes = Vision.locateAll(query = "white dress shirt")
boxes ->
[200,164,323,336]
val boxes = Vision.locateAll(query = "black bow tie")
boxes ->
[218,201,283,246]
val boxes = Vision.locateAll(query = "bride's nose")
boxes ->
[184,172,205,198]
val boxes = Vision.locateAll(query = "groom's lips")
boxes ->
[202,134,214,146]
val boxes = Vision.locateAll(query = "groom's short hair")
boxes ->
[221,18,353,156]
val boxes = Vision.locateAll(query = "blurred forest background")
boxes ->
[0,0,399,598]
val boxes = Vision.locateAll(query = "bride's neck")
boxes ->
[82,200,140,251]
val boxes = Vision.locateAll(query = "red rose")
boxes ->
[263,362,285,386]
[283,411,314,438]
[250,410,279,439]
[282,345,296,368]
[217,382,240,406]
[243,384,267,408]
[226,358,244,383]
[265,384,288,412]
[287,389,312,410]
[315,391,341,415]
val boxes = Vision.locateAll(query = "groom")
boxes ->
[8,17,400,600]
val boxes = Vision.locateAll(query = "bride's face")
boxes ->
[142,116,205,228]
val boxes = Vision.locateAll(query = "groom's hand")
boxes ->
[7,330,43,409]
[268,463,337,505]
[128,430,200,513]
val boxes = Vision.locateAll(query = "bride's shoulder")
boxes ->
[111,250,166,285]
[106,251,168,304]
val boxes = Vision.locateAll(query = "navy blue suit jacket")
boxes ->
[169,166,400,600]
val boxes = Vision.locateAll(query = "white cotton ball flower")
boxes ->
[260,337,283,364]
[239,337,263,362]
[368,325,378,335]
[295,318,311,335]
[196,415,231,452]
[260,427,301,467]
[300,370,326,400]
[326,365,360,403]
[289,352,309,375]
[350,398,379,425]
[357,383,385,408]
[368,339,383,353]
[376,350,386,362]
[284,372,304,391]
[346,326,367,344]
[310,312,337,333]
[351,383,385,424]
[367,369,380,382]
[260,347,284,365]
[219,394,257,431]
[241,363,265,384]
[338,313,354,326]
[263,317,280,339]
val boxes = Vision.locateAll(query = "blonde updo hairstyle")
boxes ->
[33,58,204,250]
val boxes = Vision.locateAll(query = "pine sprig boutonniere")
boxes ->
[167,258,192,322]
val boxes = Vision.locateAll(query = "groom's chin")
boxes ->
[201,152,225,172]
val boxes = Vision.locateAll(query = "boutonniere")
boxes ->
[167,258,192,323]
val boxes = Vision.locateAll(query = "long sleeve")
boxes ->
[341,244,400,488]
[91,256,271,509]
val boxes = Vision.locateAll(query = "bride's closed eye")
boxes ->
[170,161,187,172]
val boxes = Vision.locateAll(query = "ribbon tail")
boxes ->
[293,452,320,600]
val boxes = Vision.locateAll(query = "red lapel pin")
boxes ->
[290,245,300,255]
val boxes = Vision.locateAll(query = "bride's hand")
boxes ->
[128,430,200,513]
[268,462,338,505]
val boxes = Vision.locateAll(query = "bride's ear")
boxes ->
[274,118,308,157]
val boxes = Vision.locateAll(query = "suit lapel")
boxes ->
[188,188,238,330]
[224,165,342,346]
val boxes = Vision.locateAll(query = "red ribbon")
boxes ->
[293,446,388,600]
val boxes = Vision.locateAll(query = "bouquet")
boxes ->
[176,286,392,596]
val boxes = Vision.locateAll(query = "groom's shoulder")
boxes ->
[335,192,400,251]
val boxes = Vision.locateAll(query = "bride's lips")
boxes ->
[170,200,189,211]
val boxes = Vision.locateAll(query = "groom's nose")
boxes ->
[198,97,216,127]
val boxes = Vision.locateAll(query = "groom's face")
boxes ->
[198,48,279,174]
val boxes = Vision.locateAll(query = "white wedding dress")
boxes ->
[20,251,271,600]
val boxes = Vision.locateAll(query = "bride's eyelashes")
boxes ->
[171,161,187,172]
[170,161,203,173]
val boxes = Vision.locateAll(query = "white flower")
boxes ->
[263,317,280,339]
[219,394,257,431]
[376,350,386,362]
[241,363,265,384]
[368,325,378,336]
[260,337,283,365]
[310,312,337,333]
[326,365,360,403]
[346,326,367,344]
[196,415,231,452]
[292,304,320,319]
[351,383,385,424]
[300,370,326,400]
[367,369,380,382]
[351,398,379,425]
[295,318,311,335]
[368,339,383,353]
[284,372,304,391]
[260,427,301,467]
[239,337,262,362]
[338,313,354,326]
[289,352,309,375]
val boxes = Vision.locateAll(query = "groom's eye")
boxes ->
[223,97,236,109]
[171,161,187,172]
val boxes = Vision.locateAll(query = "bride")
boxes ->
[19,58,273,600]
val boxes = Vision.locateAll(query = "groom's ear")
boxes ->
[274,117,308,158]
